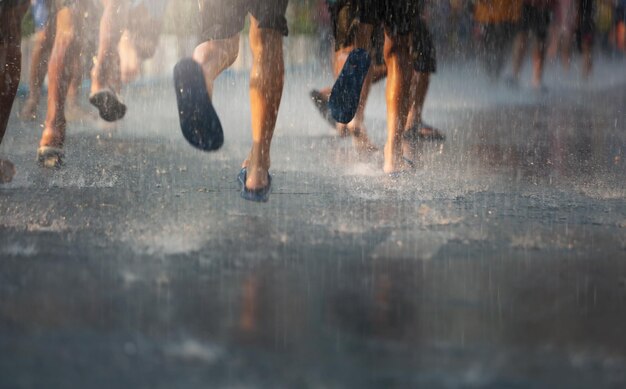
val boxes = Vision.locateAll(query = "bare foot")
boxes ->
[40,126,64,149]
[383,140,412,174]
[242,146,271,190]
[0,159,16,183]
[244,164,270,190]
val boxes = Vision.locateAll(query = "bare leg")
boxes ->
[21,23,55,120]
[244,17,285,190]
[333,24,378,153]
[40,6,83,151]
[560,36,572,72]
[406,71,430,128]
[118,30,141,84]
[118,2,163,86]
[383,32,413,174]
[195,19,284,189]
[531,37,546,89]
[192,36,239,98]
[91,0,128,94]
[0,3,28,182]
[66,53,82,105]
[618,21,626,53]
[511,31,528,83]
[65,51,97,122]
[581,39,592,80]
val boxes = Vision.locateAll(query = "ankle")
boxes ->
[247,143,271,170]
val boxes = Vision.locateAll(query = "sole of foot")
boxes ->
[173,58,224,152]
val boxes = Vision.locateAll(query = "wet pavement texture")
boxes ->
[1,60,626,388]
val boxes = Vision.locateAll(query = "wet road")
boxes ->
[1,60,626,388]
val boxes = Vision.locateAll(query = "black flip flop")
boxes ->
[237,168,272,203]
[173,58,224,152]
[89,88,127,122]
[328,48,371,124]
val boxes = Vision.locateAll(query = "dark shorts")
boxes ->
[198,0,289,41]
[577,0,594,45]
[617,5,626,24]
[0,0,28,11]
[0,0,28,6]
[329,0,419,45]
[411,20,436,73]
[520,4,551,42]
[331,0,435,73]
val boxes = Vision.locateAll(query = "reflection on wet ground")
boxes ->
[1,63,625,388]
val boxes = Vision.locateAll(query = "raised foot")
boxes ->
[89,89,127,122]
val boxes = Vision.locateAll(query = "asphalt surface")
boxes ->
[1,59,626,388]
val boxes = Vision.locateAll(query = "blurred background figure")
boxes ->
[576,0,596,79]
[89,0,167,122]
[547,0,578,70]
[20,0,95,122]
[615,0,626,53]
[37,0,168,168]
[472,0,523,81]
[36,1,93,168]
[509,0,555,90]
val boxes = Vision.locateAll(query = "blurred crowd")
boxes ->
[306,0,626,58]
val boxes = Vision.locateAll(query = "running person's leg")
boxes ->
[0,0,30,182]
[404,12,444,143]
[119,0,167,84]
[382,0,416,174]
[578,0,594,79]
[21,0,55,120]
[192,0,288,199]
[511,4,532,86]
[89,0,128,122]
[64,44,97,122]
[244,13,285,190]
[616,3,626,53]
[327,0,377,153]
[310,23,386,138]
[529,5,551,89]
[38,0,87,167]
